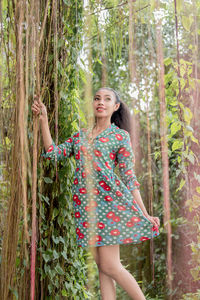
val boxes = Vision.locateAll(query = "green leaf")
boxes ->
[55,263,65,275]
[42,253,51,263]
[172,140,183,151]
[170,121,181,136]
[53,249,59,259]
[182,16,192,31]
[164,57,172,66]
[43,177,53,184]
[196,187,200,194]
[62,289,68,296]
[176,178,185,192]
[183,107,193,124]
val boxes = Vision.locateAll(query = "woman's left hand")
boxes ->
[144,214,160,228]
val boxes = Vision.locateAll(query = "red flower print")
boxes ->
[116,190,123,197]
[119,162,126,168]
[73,132,79,137]
[79,188,87,194]
[47,145,54,152]
[96,235,102,241]
[114,160,118,166]
[134,181,140,187]
[104,195,113,202]
[99,180,106,187]
[123,151,130,157]
[109,152,116,160]
[140,236,150,241]
[130,216,141,223]
[82,171,86,178]
[66,137,73,143]
[117,205,126,211]
[76,228,80,234]
[94,149,102,157]
[105,161,112,169]
[93,161,102,171]
[125,169,132,175]
[76,199,81,205]
[118,147,126,154]
[63,149,67,156]
[75,139,80,144]
[83,221,90,228]
[75,150,80,160]
[75,167,80,172]
[126,221,134,227]
[151,225,159,232]
[99,137,109,142]
[115,133,123,141]
[97,222,105,229]
[79,232,84,239]
[58,148,62,154]
[74,178,78,184]
[123,238,133,244]
[131,205,138,212]
[104,185,111,191]
[113,216,120,222]
[115,179,120,186]
[73,194,79,202]
[132,199,137,204]
[75,212,81,218]
[92,188,100,195]
[106,211,115,219]
[110,229,120,236]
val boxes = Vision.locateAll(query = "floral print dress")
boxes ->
[41,122,159,248]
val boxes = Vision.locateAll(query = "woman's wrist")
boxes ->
[40,115,48,124]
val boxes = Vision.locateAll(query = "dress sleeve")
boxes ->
[41,135,74,162]
[116,131,140,191]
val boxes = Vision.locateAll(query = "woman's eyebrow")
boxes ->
[95,94,111,97]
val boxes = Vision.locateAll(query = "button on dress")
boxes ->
[41,122,159,248]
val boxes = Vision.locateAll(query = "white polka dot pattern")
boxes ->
[41,123,160,248]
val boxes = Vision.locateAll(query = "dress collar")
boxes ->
[85,122,117,140]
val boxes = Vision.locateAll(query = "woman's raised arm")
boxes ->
[31,94,53,152]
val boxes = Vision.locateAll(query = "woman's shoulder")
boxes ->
[112,124,129,137]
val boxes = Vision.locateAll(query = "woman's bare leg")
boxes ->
[89,246,116,300]
[98,244,146,300]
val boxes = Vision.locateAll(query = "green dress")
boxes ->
[41,122,159,248]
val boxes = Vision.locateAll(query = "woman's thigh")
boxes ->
[97,244,123,276]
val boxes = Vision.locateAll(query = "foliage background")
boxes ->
[0,0,199,299]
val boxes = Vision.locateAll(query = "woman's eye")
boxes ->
[93,97,110,100]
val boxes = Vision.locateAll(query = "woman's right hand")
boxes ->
[31,94,48,122]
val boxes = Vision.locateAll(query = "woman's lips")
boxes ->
[96,107,105,112]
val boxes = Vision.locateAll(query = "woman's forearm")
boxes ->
[40,117,53,152]
[131,189,149,217]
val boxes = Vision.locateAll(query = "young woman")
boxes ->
[32,87,160,300]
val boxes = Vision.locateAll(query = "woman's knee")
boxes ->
[98,260,124,277]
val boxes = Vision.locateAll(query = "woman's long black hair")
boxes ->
[94,87,134,144]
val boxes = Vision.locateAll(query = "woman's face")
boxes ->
[93,89,120,120]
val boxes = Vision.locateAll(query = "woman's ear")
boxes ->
[114,103,120,111]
